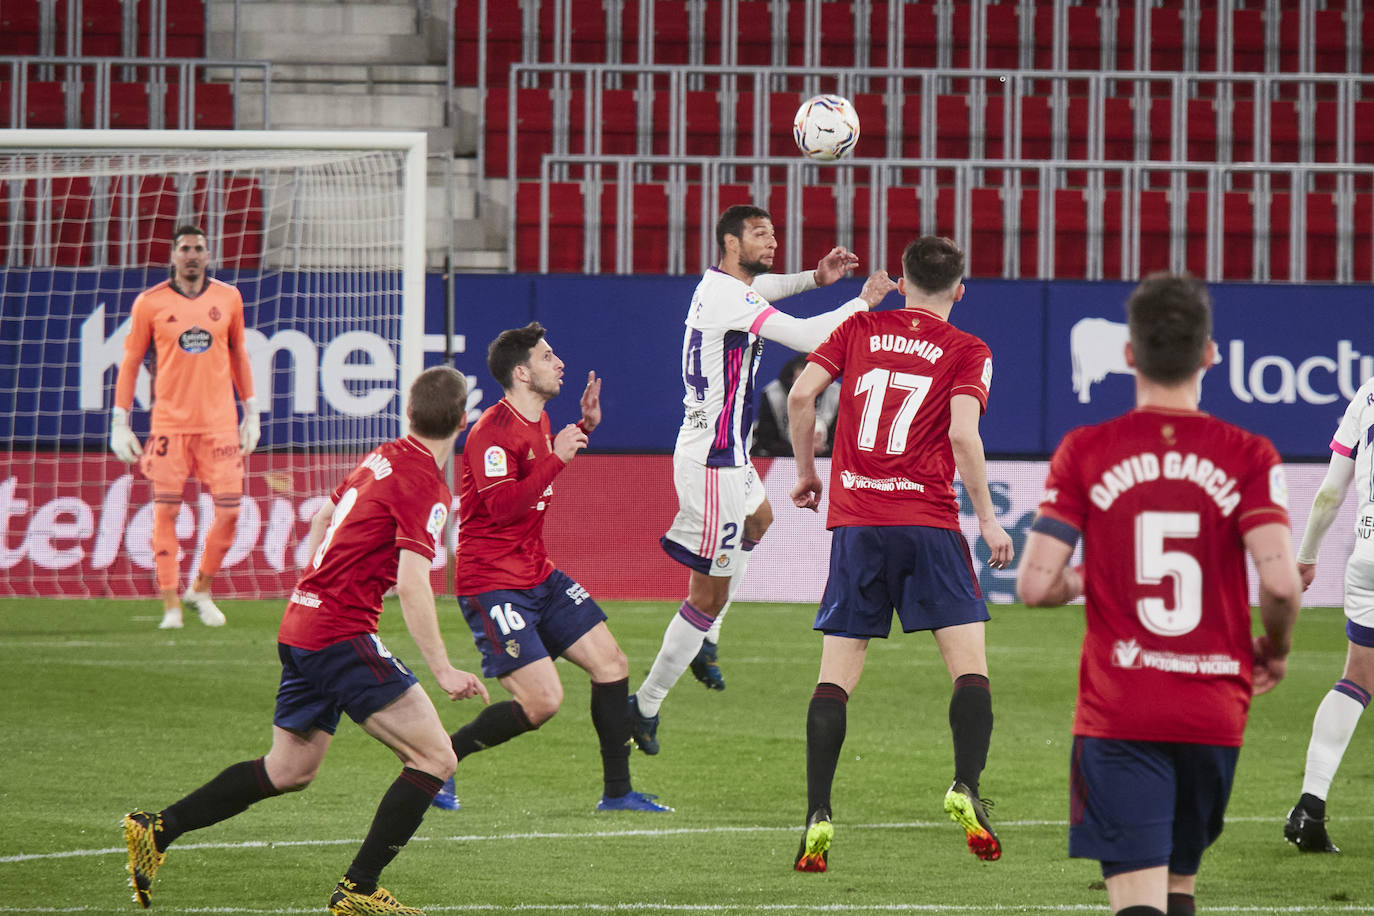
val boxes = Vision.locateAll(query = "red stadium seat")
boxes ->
[0,0,41,55]
[816,0,857,69]
[983,2,1021,70]
[484,87,554,178]
[165,82,234,130]
[597,182,670,273]
[82,82,151,128]
[1355,192,1373,282]
[1148,6,1184,71]
[1231,8,1266,74]
[1221,191,1255,281]
[106,175,179,267]
[21,82,68,128]
[968,187,1006,278]
[455,0,523,86]
[899,1,939,69]
[138,0,206,57]
[515,181,585,272]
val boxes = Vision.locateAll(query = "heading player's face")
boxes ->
[734,217,776,275]
[523,338,564,401]
[170,234,208,284]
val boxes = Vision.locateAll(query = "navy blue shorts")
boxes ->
[459,569,608,678]
[1069,736,1239,877]
[814,525,988,637]
[274,634,419,735]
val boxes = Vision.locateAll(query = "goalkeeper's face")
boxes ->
[171,233,209,285]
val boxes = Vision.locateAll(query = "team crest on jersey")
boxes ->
[178,326,212,353]
[1269,465,1289,508]
[744,291,764,308]
[208,306,222,321]
[527,448,535,459]
[910,316,920,330]
[425,502,448,538]
[484,446,508,477]
[1112,639,1142,669]
[1160,423,1177,446]
[715,553,730,569]
[505,639,520,658]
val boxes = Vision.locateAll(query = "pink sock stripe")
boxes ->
[1335,679,1371,707]
[678,600,714,632]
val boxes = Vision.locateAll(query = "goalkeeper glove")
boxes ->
[239,396,262,455]
[110,407,142,464]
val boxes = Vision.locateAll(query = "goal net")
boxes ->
[0,129,428,601]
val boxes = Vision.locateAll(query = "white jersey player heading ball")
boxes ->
[630,204,897,753]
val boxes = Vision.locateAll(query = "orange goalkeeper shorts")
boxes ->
[139,429,245,497]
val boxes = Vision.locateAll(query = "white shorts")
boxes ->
[660,454,766,577]
[1345,556,1374,628]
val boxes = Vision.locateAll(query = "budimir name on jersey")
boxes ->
[868,334,944,363]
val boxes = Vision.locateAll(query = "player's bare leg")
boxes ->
[1104,865,1168,915]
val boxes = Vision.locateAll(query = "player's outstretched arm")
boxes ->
[1246,521,1302,695]
[1295,452,1355,590]
[395,550,489,704]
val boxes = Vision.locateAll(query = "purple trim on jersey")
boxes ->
[1334,677,1372,707]
[708,329,751,467]
[1346,619,1374,649]
[742,537,759,552]
[748,304,779,336]
[678,600,714,632]
[1331,436,1353,458]
[661,534,714,573]
[1031,513,1081,548]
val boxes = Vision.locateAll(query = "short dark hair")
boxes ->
[716,204,771,255]
[1125,272,1212,385]
[901,236,965,294]
[172,224,206,245]
[488,321,547,390]
[407,366,468,439]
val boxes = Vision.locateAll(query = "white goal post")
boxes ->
[0,129,429,601]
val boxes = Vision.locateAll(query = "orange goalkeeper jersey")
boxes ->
[114,278,255,434]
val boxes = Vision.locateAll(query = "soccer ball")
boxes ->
[792,94,861,162]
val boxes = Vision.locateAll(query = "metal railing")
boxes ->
[1,56,272,130]
[525,155,1374,284]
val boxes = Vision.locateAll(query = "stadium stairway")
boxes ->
[205,0,499,270]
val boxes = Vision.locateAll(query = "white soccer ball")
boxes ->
[792,94,861,162]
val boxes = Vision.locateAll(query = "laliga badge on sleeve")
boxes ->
[484,446,509,477]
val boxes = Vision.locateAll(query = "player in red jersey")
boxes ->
[434,322,670,813]
[122,367,489,915]
[1017,274,1302,916]
[110,225,260,629]
[787,236,1014,871]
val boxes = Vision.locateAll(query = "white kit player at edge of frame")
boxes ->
[793,95,861,162]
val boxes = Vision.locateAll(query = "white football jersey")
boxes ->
[672,267,867,467]
[674,268,775,468]
[1333,376,1374,563]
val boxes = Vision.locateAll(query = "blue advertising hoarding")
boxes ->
[2,269,1367,457]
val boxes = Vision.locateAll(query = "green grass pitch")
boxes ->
[1,595,1371,913]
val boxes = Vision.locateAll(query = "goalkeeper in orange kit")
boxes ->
[110,225,260,629]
